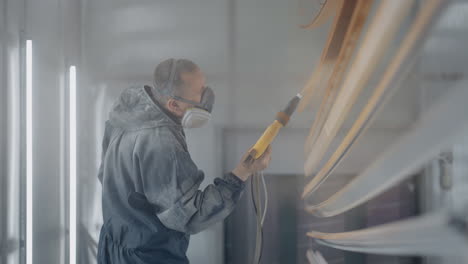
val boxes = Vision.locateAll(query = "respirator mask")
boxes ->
[156,58,215,128]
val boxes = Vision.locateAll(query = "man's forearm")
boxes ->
[157,172,245,234]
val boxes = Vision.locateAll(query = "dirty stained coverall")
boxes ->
[97,86,245,264]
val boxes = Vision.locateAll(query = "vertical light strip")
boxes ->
[69,66,77,264]
[26,39,33,264]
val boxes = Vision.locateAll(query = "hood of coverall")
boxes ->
[108,85,182,130]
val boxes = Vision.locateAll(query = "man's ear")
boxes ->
[166,98,184,117]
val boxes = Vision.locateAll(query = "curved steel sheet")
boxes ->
[307,211,468,258]
[306,79,468,217]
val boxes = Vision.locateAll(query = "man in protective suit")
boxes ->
[97,58,271,263]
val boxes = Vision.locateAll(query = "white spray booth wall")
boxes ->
[1,0,81,263]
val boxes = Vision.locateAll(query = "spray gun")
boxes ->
[245,93,303,264]
[245,93,303,164]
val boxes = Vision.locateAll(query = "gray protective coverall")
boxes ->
[97,85,245,264]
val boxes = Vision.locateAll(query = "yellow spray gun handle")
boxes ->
[245,94,302,163]
[249,120,284,159]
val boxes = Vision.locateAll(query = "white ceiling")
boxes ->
[83,0,230,79]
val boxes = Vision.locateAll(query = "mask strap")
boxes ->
[171,95,204,109]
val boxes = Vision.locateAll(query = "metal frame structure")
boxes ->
[303,0,374,155]
[307,211,468,258]
[303,0,415,176]
[305,78,468,217]
[301,1,468,260]
[303,0,448,198]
